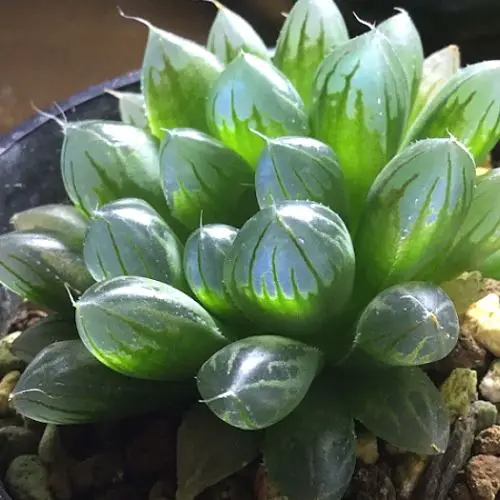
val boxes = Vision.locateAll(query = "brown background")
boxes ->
[2,0,499,136]
[0,0,292,135]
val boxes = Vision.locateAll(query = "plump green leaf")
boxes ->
[477,249,500,280]
[83,198,186,291]
[159,128,253,231]
[223,201,355,337]
[107,90,149,130]
[353,138,475,305]
[11,340,194,424]
[439,169,500,281]
[75,276,228,381]
[176,404,261,500]
[355,282,459,366]
[263,377,356,500]
[10,314,79,363]
[60,120,172,223]
[207,1,270,64]
[255,136,349,223]
[141,20,223,138]
[206,52,309,167]
[197,335,323,430]
[273,0,349,108]
[377,10,423,104]
[341,367,450,454]
[402,61,500,163]
[11,204,89,251]
[409,45,461,125]
[0,230,94,312]
[310,29,410,226]
[183,224,240,319]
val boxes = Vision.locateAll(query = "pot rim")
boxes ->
[0,69,141,157]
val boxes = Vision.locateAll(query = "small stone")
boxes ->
[476,166,491,177]
[431,322,488,375]
[479,360,500,404]
[449,479,474,500]
[0,426,39,475]
[1,331,21,347]
[5,454,54,500]
[473,425,500,456]
[0,370,20,416]
[472,401,498,433]
[440,271,487,316]
[482,279,500,296]
[440,368,478,421]
[71,452,124,493]
[355,433,379,465]
[393,454,428,500]
[38,425,62,465]
[0,341,24,378]
[7,303,47,333]
[465,294,500,357]
[345,463,396,500]
[465,454,500,500]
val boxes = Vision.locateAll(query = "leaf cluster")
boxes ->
[2,1,500,498]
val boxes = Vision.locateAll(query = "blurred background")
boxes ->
[1,0,500,135]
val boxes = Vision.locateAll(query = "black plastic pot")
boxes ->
[0,72,142,499]
[0,70,141,236]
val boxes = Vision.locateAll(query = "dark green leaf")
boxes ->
[273,0,349,108]
[255,136,349,223]
[107,90,149,130]
[207,1,270,64]
[10,314,79,363]
[310,28,410,227]
[409,44,460,125]
[439,169,500,281]
[0,230,94,312]
[402,61,500,163]
[353,138,475,305]
[83,198,187,291]
[11,204,89,251]
[223,200,355,337]
[60,120,180,230]
[355,282,459,366]
[141,20,223,138]
[263,377,356,500]
[206,52,309,167]
[377,10,423,104]
[183,224,240,319]
[197,335,323,430]
[11,340,195,425]
[176,404,261,500]
[159,128,253,231]
[341,366,450,454]
[75,276,228,381]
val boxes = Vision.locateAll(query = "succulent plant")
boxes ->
[2,1,500,498]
